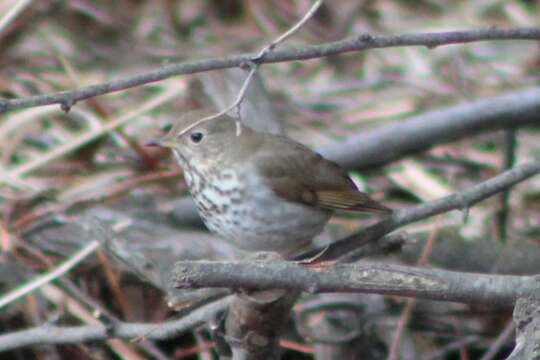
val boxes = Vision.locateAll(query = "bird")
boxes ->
[149,110,391,257]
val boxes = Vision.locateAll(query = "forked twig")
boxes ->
[175,0,324,138]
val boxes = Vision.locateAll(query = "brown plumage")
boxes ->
[151,111,391,255]
[252,136,391,213]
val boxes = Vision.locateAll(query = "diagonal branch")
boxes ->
[1,27,539,113]
[3,161,538,352]
[168,161,540,306]
[300,160,540,262]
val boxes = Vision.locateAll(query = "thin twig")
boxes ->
[0,240,99,309]
[0,0,32,34]
[176,64,258,138]
[497,128,517,242]
[0,296,234,352]
[479,320,515,360]
[2,27,539,114]
[253,0,323,60]
[171,162,540,305]
[176,3,325,358]
[387,228,439,360]
[422,336,480,360]
[118,86,540,230]
[0,80,184,186]
[388,298,416,360]
[40,283,150,359]
[175,0,323,138]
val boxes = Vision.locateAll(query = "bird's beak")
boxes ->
[145,137,174,148]
[145,139,161,147]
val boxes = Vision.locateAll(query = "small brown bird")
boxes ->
[150,111,391,257]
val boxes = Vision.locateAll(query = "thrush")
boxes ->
[150,111,391,257]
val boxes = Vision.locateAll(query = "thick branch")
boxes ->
[170,162,540,310]
[174,260,539,307]
[0,296,232,352]
[508,296,540,359]
[224,290,300,359]
[320,86,540,170]
[301,161,540,262]
[1,27,539,113]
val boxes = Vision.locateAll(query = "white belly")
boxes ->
[187,167,331,255]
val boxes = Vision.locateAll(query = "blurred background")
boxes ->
[1,1,540,359]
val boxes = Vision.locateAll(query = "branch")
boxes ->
[169,87,540,227]
[223,290,300,359]
[319,86,540,170]
[0,296,233,352]
[168,162,540,307]
[171,162,540,306]
[174,260,538,307]
[0,240,99,309]
[0,0,32,34]
[301,160,540,262]
[175,0,323,138]
[1,27,539,113]
[211,4,324,358]
[507,296,540,359]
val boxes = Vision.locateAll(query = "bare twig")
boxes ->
[0,80,184,186]
[479,320,515,360]
[387,228,438,360]
[164,86,540,229]
[422,336,480,360]
[497,128,517,242]
[0,0,32,34]
[1,27,539,114]
[253,0,323,59]
[177,64,258,138]
[319,86,540,170]
[181,3,326,358]
[171,162,540,305]
[41,283,159,359]
[0,240,99,309]
[175,0,323,138]
[304,160,540,262]
[0,296,233,352]
[174,260,538,307]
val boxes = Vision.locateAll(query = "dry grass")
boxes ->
[1,0,539,359]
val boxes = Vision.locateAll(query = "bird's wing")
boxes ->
[253,136,391,213]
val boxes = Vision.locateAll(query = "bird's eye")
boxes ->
[190,132,204,143]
